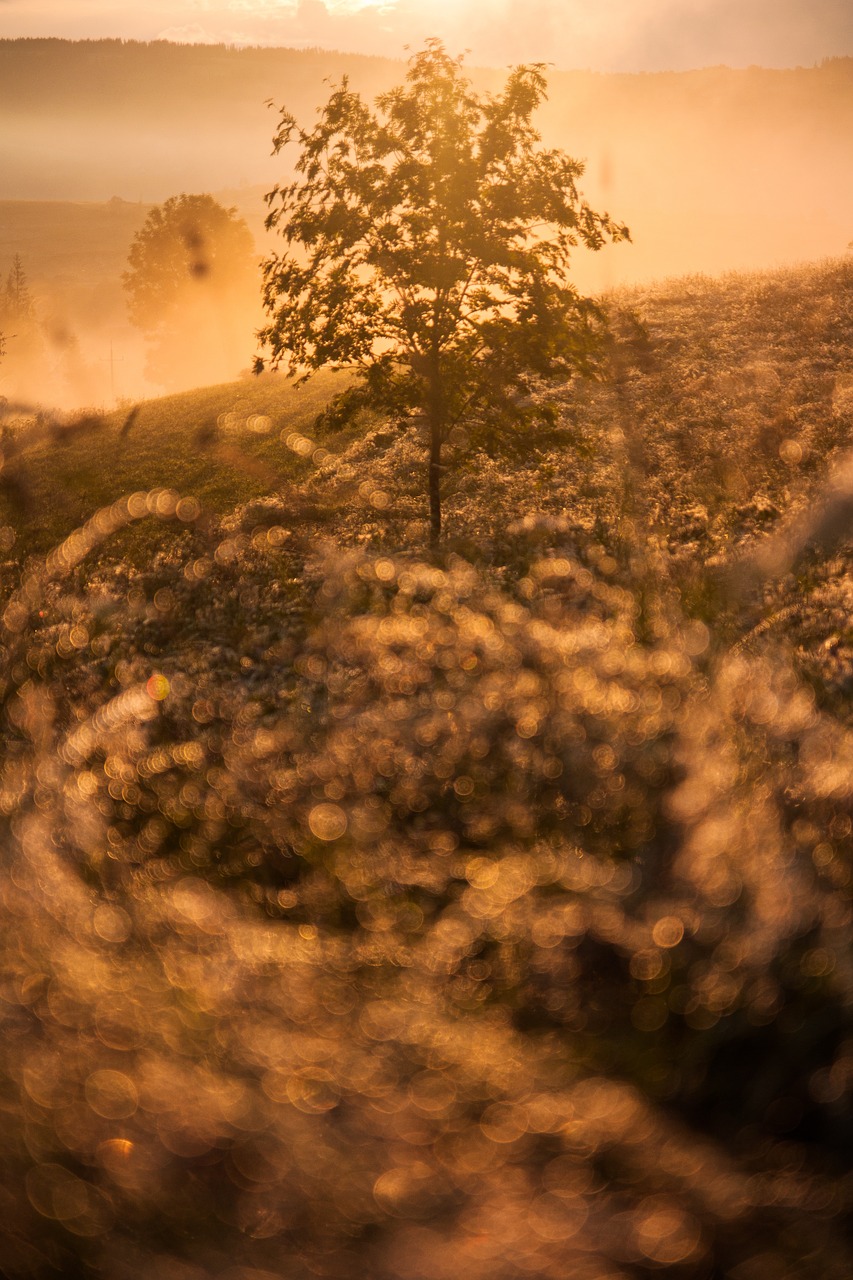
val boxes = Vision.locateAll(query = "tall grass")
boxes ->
[1,258,852,1278]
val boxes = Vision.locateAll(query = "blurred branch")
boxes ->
[715,450,853,609]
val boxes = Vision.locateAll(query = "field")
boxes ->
[1,254,852,1278]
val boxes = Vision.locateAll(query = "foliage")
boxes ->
[1,512,853,1278]
[0,253,45,400]
[0,371,343,560]
[123,193,259,390]
[2,255,853,1278]
[258,40,629,541]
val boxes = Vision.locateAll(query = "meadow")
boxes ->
[1,253,852,1277]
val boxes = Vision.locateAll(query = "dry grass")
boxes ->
[1,256,852,1279]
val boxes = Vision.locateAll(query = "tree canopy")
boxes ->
[257,40,629,541]
[124,193,259,390]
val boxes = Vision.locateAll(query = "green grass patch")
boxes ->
[1,368,348,562]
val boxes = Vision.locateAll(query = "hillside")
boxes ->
[4,256,852,573]
[0,199,151,290]
[3,256,853,680]
[1,257,853,1279]
[0,369,345,558]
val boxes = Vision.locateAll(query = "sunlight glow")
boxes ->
[0,1,849,73]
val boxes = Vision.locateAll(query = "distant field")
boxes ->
[0,192,268,295]
[0,198,150,289]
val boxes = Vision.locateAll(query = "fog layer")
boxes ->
[1,41,851,408]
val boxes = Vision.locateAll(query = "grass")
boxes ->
[0,368,348,560]
[6,256,852,571]
[1,256,853,1280]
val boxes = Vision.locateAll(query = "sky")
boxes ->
[0,0,851,70]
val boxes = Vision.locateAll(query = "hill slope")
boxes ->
[4,255,852,571]
[1,257,853,1280]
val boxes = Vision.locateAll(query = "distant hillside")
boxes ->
[1,40,852,290]
[0,40,399,202]
[0,198,151,288]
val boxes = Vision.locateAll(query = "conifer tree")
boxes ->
[4,254,32,319]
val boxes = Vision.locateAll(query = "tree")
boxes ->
[4,254,32,320]
[0,254,44,402]
[257,40,629,542]
[123,194,259,390]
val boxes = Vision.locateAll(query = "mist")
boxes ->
[0,193,265,411]
[1,40,851,410]
[4,24,853,1280]
[1,0,850,71]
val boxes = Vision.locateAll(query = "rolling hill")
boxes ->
[3,40,851,409]
[1,255,853,1280]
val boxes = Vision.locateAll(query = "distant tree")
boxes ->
[123,193,259,390]
[0,254,43,401]
[4,254,32,319]
[257,40,629,542]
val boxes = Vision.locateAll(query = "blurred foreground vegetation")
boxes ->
[1,257,853,1278]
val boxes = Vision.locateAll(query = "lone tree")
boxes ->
[257,41,629,542]
[124,194,259,390]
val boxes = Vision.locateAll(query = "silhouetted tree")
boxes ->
[257,40,629,542]
[4,254,32,319]
[123,193,259,390]
[0,254,44,400]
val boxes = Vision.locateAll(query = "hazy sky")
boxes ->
[0,0,851,70]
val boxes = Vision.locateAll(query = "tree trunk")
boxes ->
[428,421,442,546]
[427,354,443,546]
